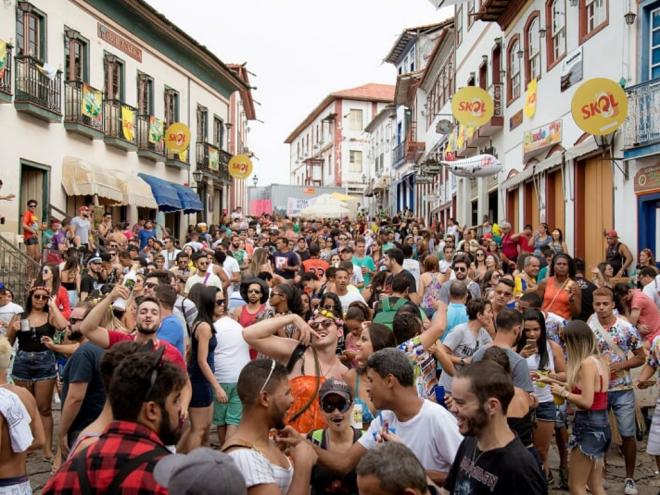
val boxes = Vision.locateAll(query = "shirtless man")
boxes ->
[0,336,45,494]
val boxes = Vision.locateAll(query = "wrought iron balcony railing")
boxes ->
[15,55,61,114]
[622,78,660,149]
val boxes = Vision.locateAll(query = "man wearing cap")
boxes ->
[80,253,105,302]
[70,206,93,251]
[605,229,633,277]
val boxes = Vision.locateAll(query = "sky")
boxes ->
[149,0,451,186]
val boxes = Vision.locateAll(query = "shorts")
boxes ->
[11,350,56,382]
[24,237,38,246]
[0,476,31,495]
[569,410,611,460]
[646,396,660,455]
[189,379,212,408]
[555,401,568,428]
[535,400,556,422]
[213,383,242,426]
[608,389,636,438]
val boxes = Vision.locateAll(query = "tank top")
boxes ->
[421,273,444,312]
[606,242,626,275]
[287,375,327,433]
[525,343,555,404]
[572,357,608,411]
[187,323,217,383]
[542,277,572,319]
[507,410,534,447]
[239,304,265,360]
[17,319,56,352]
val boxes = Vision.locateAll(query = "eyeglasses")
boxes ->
[247,289,262,294]
[28,204,36,208]
[259,359,277,395]
[33,294,49,301]
[145,282,158,289]
[321,397,351,414]
[454,267,467,272]
[215,299,226,306]
[69,317,84,324]
[144,347,166,401]
[309,319,334,331]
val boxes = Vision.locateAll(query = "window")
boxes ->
[196,105,208,143]
[64,30,87,82]
[213,116,225,149]
[526,16,542,83]
[547,0,567,68]
[349,109,363,131]
[467,0,475,28]
[507,37,521,103]
[137,73,153,115]
[103,54,124,100]
[479,61,488,89]
[164,87,179,126]
[579,0,608,42]
[652,8,660,79]
[349,150,363,173]
[16,4,45,61]
[456,6,463,46]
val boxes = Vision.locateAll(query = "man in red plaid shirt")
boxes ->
[43,347,188,493]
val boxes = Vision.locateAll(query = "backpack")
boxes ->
[373,297,408,330]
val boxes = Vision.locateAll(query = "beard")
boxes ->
[158,407,184,446]
[137,323,158,335]
[68,330,83,342]
[461,404,490,437]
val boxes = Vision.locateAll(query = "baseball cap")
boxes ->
[605,229,618,238]
[154,447,246,495]
[319,378,353,404]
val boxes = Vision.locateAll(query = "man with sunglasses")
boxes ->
[80,254,106,302]
[184,252,222,295]
[70,206,93,251]
[160,237,180,270]
[438,255,481,305]
[22,199,42,261]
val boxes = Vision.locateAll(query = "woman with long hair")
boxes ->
[540,321,610,495]
[319,292,344,319]
[550,228,569,255]
[417,254,448,319]
[532,223,552,257]
[591,262,614,289]
[631,248,655,286]
[517,309,566,478]
[260,283,305,340]
[6,286,68,461]
[485,253,500,272]
[60,255,81,307]
[180,285,224,452]
[35,264,71,319]
[364,271,388,310]
[246,247,272,278]
[472,248,488,281]
[537,253,581,319]
[370,241,384,272]
[480,269,503,297]
[342,302,371,368]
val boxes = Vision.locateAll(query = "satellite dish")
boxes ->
[435,119,454,134]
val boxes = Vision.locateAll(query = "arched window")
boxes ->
[507,37,521,103]
[526,16,542,82]
[546,0,566,68]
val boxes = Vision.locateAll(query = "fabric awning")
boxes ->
[61,157,125,203]
[110,170,158,209]
[171,183,203,213]
[138,173,183,212]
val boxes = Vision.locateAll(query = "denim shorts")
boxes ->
[569,410,611,460]
[24,237,38,246]
[555,401,568,428]
[536,400,557,422]
[608,389,636,438]
[11,350,57,382]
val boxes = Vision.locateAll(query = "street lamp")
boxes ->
[192,169,203,187]
[252,175,258,187]
[624,11,637,25]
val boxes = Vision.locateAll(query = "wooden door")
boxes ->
[547,170,565,234]
[524,181,539,228]
[507,188,519,231]
[20,166,45,232]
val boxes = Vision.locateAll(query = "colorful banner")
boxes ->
[523,120,562,157]
[456,125,465,149]
[148,116,163,144]
[249,199,272,216]
[228,154,254,179]
[121,105,135,141]
[81,84,102,127]
[0,40,7,79]
[208,147,219,171]
[165,122,191,153]
[451,86,494,128]
[524,78,538,119]
[571,78,628,136]
[178,149,188,162]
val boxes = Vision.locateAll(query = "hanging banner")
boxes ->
[148,116,163,144]
[451,86,494,128]
[81,84,102,127]
[208,147,220,171]
[228,154,254,179]
[287,197,313,217]
[0,40,7,79]
[456,125,465,149]
[165,122,191,153]
[178,148,188,162]
[121,105,135,141]
[465,126,476,140]
[524,78,538,119]
[560,47,583,92]
[523,120,562,158]
[571,78,628,136]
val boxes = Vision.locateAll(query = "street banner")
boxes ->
[0,40,7,79]
[524,78,538,119]
[571,78,628,136]
[456,125,465,149]
[523,120,562,158]
[165,122,191,153]
[209,147,219,171]
[451,86,494,128]
[148,116,163,144]
[121,105,135,141]
[560,47,583,92]
[287,197,313,217]
[250,199,272,216]
[228,154,254,179]
[81,84,102,127]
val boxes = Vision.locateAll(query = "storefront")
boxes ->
[635,164,660,262]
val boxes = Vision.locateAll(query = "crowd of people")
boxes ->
[0,202,659,494]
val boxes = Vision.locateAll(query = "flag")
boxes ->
[208,147,219,171]
[0,40,7,79]
[466,126,475,140]
[524,78,538,119]
[81,84,102,119]
[148,116,163,144]
[178,149,188,162]
[37,63,58,80]
[456,125,465,149]
[121,105,135,141]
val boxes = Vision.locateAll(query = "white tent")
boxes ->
[298,194,354,219]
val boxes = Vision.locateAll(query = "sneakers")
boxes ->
[623,478,638,495]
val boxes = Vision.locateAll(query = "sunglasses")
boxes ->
[321,397,351,414]
[69,317,84,324]
[454,267,467,272]
[215,299,226,306]
[247,289,262,294]
[322,304,335,311]
[33,294,49,301]
[28,204,37,208]
[259,358,277,394]
[145,282,158,289]
[309,319,334,331]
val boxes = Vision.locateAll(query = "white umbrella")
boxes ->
[298,194,353,219]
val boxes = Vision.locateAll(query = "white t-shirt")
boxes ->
[643,279,660,310]
[402,259,421,287]
[184,272,222,294]
[228,449,293,495]
[223,256,242,294]
[0,302,23,336]
[213,316,250,383]
[358,400,463,473]
[160,249,181,270]
[338,291,366,315]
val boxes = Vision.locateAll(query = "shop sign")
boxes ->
[523,120,562,157]
[451,86,494,128]
[98,24,142,62]
[634,164,660,194]
[571,78,628,136]
[228,154,254,179]
[303,187,316,195]
[165,123,191,153]
[524,78,537,119]
[560,47,583,92]
[287,197,312,216]
[415,175,433,184]
[509,109,523,130]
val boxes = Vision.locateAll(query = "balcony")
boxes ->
[393,140,406,168]
[14,55,62,122]
[0,44,12,103]
[165,148,189,169]
[103,99,137,152]
[136,115,166,161]
[64,80,104,139]
[196,142,232,183]
[623,79,660,159]
[475,83,504,138]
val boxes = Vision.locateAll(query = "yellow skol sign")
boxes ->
[451,86,494,128]
[228,154,254,180]
[571,78,628,136]
[524,78,538,119]
[164,123,191,154]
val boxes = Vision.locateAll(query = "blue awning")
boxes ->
[171,183,203,214]
[137,173,183,212]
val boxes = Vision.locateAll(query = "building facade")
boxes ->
[284,83,394,202]
[364,104,395,215]
[0,0,253,242]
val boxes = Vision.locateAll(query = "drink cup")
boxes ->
[20,319,30,332]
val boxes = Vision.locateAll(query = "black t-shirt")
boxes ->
[575,276,597,322]
[61,342,106,434]
[444,436,547,495]
[272,250,299,279]
[80,273,103,295]
[296,249,311,262]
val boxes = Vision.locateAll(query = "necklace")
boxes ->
[470,442,486,466]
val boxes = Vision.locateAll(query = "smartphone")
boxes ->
[526,338,536,348]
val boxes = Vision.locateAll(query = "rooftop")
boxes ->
[383,20,452,65]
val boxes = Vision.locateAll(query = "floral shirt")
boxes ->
[397,336,437,401]
[544,311,568,355]
[587,314,643,391]
[646,336,660,370]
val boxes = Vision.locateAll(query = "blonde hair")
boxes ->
[0,336,12,371]
[563,320,600,388]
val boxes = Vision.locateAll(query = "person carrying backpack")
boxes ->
[373,273,425,330]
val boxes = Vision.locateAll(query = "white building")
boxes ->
[284,83,394,201]
[0,0,254,242]
[364,104,395,215]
